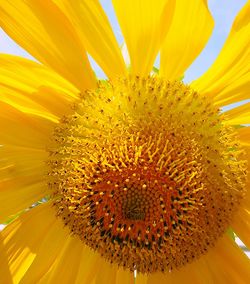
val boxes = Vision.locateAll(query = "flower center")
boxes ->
[47,76,246,273]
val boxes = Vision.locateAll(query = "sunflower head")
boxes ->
[0,0,249,282]
[48,76,246,273]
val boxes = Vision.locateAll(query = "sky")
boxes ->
[0,0,247,83]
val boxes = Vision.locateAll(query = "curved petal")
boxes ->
[204,234,250,283]
[53,0,126,79]
[192,2,250,107]
[232,208,250,249]
[7,202,75,283]
[115,269,134,284]
[0,101,54,149]
[160,0,214,80]
[238,126,250,147]
[225,102,250,125]
[0,0,96,91]
[25,235,83,284]
[75,247,102,284]
[0,154,48,223]
[95,259,117,284]
[0,54,78,121]
[0,99,54,222]
[0,203,56,284]
[112,0,175,76]
[137,274,147,284]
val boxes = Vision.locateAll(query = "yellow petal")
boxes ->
[112,0,175,76]
[211,74,250,108]
[17,204,73,283]
[53,0,126,79]
[0,234,12,284]
[0,103,51,222]
[160,0,214,80]
[75,247,101,284]
[19,206,100,284]
[137,274,148,284]
[0,203,56,284]
[225,102,250,125]
[192,2,250,107]
[0,54,78,120]
[238,126,250,147]
[95,258,117,284]
[232,207,250,249]
[0,1,96,91]
[205,234,250,283]
[1,84,57,123]
[36,236,83,283]
[0,175,48,225]
[115,269,134,284]
[0,54,77,94]
[0,146,46,178]
[0,101,54,149]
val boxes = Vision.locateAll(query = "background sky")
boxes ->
[0,0,247,83]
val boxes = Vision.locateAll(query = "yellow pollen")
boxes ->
[47,76,247,274]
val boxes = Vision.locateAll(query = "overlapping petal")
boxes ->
[0,1,249,283]
[112,0,175,75]
[0,162,48,223]
[192,1,250,107]
[53,0,126,79]
[0,0,96,91]
[0,203,56,283]
[204,235,250,282]
[0,54,78,121]
[160,0,214,80]
[225,102,250,125]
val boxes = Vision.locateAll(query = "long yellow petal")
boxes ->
[238,126,250,147]
[160,0,214,80]
[35,236,83,283]
[0,175,48,225]
[205,234,250,283]
[0,101,54,148]
[0,54,78,120]
[225,102,250,125]
[115,269,134,284]
[0,0,96,91]
[0,234,12,284]
[192,2,250,107]
[95,258,117,284]
[137,274,148,284]
[0,145,46,178]
[0,203,56,284]
[53,0,126,79]
[75,247,101,284]
[112,0,175,76]
[233,208,250,249]
[16,204,72,283]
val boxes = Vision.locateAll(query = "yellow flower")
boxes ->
[0,0,249,283]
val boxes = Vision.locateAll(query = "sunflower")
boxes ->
[0,0,250,283]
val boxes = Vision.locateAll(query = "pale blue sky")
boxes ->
[0,0,247,83]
